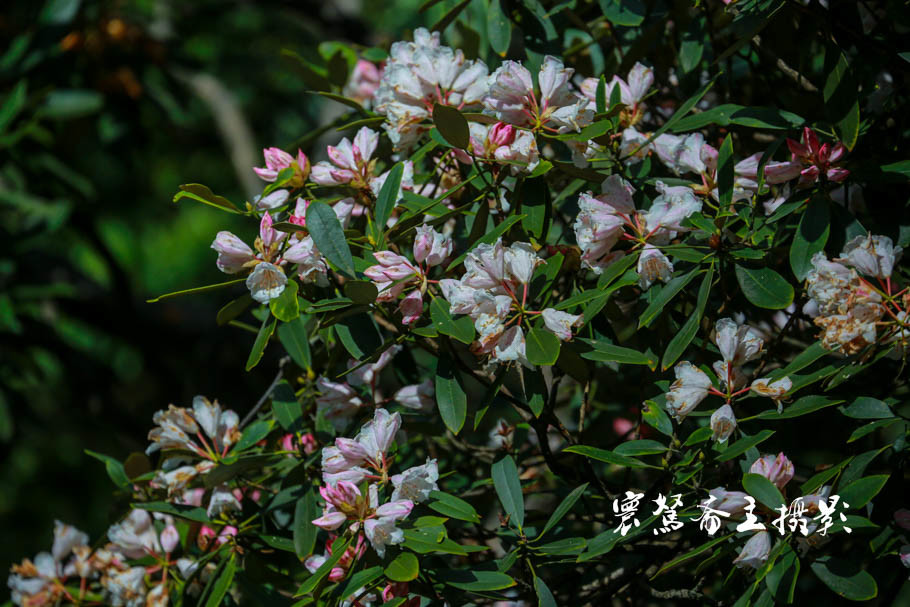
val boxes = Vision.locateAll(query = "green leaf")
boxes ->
[269,280,299,322]
[754,395,842,420]
[717,134,735,207]
[216,294,254,326]
[85,450,130,489]
[642,400,674,436]
[614,440,667,456]
[0,80,27,132]
[734,265,794,309]
[638,269,701,328]
[662,265,713,370]
[823,52,860,151]
[204,555,236,607]
[39,89,103,119]
[487,0,511,56]
[147,278,245,303]
[679,17,705,74]
[436,570,516,591]
[277,315,312,371]
[344,280,379,305]
[172,183,240,213]
[306,201,356,277]
[384,552,420,582]
[436,358,467,434]
[428,490,481,523]
[340,566,384,600]
[295,536,352,596]
[810,557,877,601]
[534,576,557,607]
[580,341,656,368]
[847,418,900,443]
[293,490,319,559]
[563,445,654,468]
[138,502,211,524]
[430,0,472,33]
[742,473,785,510]
[651,533,731,578]
[837,474,889,509]
[537,483,588,539]
[374,162,404,237]
[840,397,894,419]
[598,0,645,26]
[525,327,560,366]
[433,103,470,149]
[716,429,775,462]
[430,298,475,344]
[234,420,273,452]
[246,314,277,371]
[790,197,830,281]
[491,455,525,529]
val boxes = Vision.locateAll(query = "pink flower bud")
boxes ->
[489,122,516,147]
[280,433,297,453]
[399,290,424,325]
[749,452,794,489]
[300,433,317,455]
[895,509,910,530]
[383,582,409,602]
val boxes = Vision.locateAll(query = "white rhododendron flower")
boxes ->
[665,362,712,420]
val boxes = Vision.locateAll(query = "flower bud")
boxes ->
[733,531,771,569]
[160,525,179,553]
[749,452,794,489]
[636,244,673,290]
[489,122,516,147]
[704,487,750,517]
[398,289,424,325]
[710,404,736,443]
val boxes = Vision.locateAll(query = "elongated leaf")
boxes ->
[526,327,560,366]
[436,358,467,434]
[492,456,524,529]
[272,381,302,432]
[580,341,655,368]
[173,183,240,213]
[614,440,668,456]
[735,265,794,309]
[662,265,713,370]
[277,315,312,370]
[717,134,735,207]
[487,0,511,56]
[306,201,356,277]
[147,278,245,303]
[563,445,654,468]
[205,556,236,607]
[217,294,254,326]
[810,556,877,601]
[428,490,481,523]
[436,569,516,591]
[743,473,785,510]
[716,429,775,462]
[638,269,701,328]
[790,197,830,281]
[234,420,273,452]
[431,0,472,32]
[598,0,645,26]
[841,397,893,419]
[537,483,588,539]
[85,450,130,489]
[651,533,731,578]
[535,576,557,607]
[246,314,277,371]
[837,474,889,509]
[375,162,404,236]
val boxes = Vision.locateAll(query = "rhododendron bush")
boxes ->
[10,1,910,606]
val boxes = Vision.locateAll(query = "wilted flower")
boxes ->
[710,404,737,443]
[107,509,162,559]
[836,234,901,279]
[750,376,792,412]
[344,59,383,108]
[665,362,712,421]
[637,244,673,290]
[541,308,583,341]
[146,396,240,460]
[750,452,794,489]
[714,318,764,366]
[101,567,147,607]
[732,531,771,569]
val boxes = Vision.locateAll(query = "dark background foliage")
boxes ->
[1,0,909,603]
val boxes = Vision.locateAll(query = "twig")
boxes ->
[240,357,290,428]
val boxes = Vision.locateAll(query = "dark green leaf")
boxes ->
[716,429,775,462]
[841,397,893,419]
[295,536,352,596]
[598,0,645,26]
[85,450,130,489]
[717,134,735,207]
[735,265,794,309]
[436,569,516,591]
[662,265,713,370]
[525,327,560,366]
[614,440,667,456]
[436,358,467,434]
[277,315,312,370]
[563,445,654,468]
[147,278,246,303]
[433,103,470,149]
[837,474,889,509]
[742,473,785,510]
[269,280,299,322]
[535,576,557,607]
[234,420,273,452]
[204,555,236,607]
[487,0,512,56]
[430,298,475,344]
[810,557,877,601]
[246,314,277,371]
[428,490,481,523]
[293,491,319,559]
[375,162,404,236]
[306,201,356,277]
[537,483,588,539]
[790,197,830,281]
[172,183,240,213]
[492,455,525,529]
[638,269,701,328]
